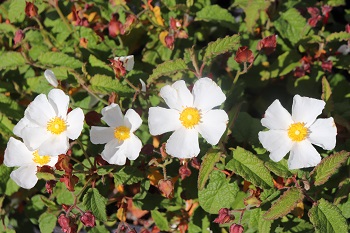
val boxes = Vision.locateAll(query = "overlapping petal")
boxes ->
[148,107,181,135]
[258,130,293,162]
[25,94,55,127]
[124,109,142,132]
[10,165,38,189]
[292,95,325,127]
[38,133,69,155]
[101,103,124,127]
[288,140,321,169]
[197,109,228,145]
[4,137,33,167]
[101,139,125,165]
[21,126,50,151]
[48,89,69,118]
[160,80,193,111]
[261,99,293,130]
[90,127,115,144]
[125,134,142,160]
[13,116,31,137]
[66,108,84,140]
[309,118,337,150]
[166,128,200,158]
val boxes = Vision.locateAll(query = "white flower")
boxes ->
[13,89,85,156]
[114,55,134,71]
[258,95,337,169]
[44,69,58,87]
[148,77,228,159]
[4,137,58,189]
[90,104,142,165]
[139,79,147,93]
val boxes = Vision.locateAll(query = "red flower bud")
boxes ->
[80,211,96,227]
[230,224,244,233]
[179,163,191,180]
[165,34,175,50]
[25,2,38,18]
[234,46,254,64]
[58,214,78,233]
[14,30,24,45]
[213,208,233,224]
[60,174,79,192]
[321,60,332,73]
[257,35,277,55]
[158,179,174,199]
[45,180,57,194]
[109,16,123,37]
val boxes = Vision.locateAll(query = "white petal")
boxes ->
[21,126,51,151]
[90,126,115,144]
[308,118,337,150]
[66,108,84,140]
[4,137,34,167]
[10,165,38,189]
[48,89,69,117]
[292,95,325,127]
[148,107,181,135]
[124,109,142,132]
[125,134,142,160]
[25,94,55,127]
[197,109,228,145]
[44,69,58,87]
[261,99,293,130]
[13,116,31,137]
[258,130,293,162]
[101,103,124,127]
[101,139,126,165]
[37,134,69,156]
[139,79,146,92]
[46,156,59,167]
[193,77,226,112]
[166,128,200,159]
[115,55,134,71]
[160,80,193,111]
[288,140,321,169]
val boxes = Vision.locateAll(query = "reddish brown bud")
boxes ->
[321,60,332,72]
[234,46,254,64]
[165,34,175,50]
[294,67,305,78]
[55,154,73,174]
[121,14,137,34]
[80,211,96,227]
[85,111,102,126]
[230,224,244,233]
[45,180,57,194]
[257,35,277,55]
[58,214,77,233]
[14,30,24,45]
[60,174,79,192]
[213,208,233,224]
[109,59,127,79]
[25,2,38,18]
[170,17,177,30]
[109,16,123,37]
[179,163,191,180]
[307,7,322,27]
[190,157,200,170]
[158,179,174,199]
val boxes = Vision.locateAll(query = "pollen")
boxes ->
[32,151,51,166]
[114,126,130,142]
[47,117,67,135]
[288,122,308,142]
[179,107,201,129]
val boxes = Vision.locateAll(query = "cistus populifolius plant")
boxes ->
[0,0,349,233]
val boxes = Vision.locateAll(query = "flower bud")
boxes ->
[165,34,175,50]
[321,60,332,73]
[44,69,59,87]
[80,211,96,227]
[213,208,233,224]
[257,35,277,55]
[14,30,24,45]
[158,179,174,199]
[234,46,254,64]
[25,2,38,18]
[179,162,191,180]
[229,224,244,233]
[45,180,57,194]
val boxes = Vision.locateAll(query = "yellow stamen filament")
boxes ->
[288,122,308,142]
[114,126,130,142]
[179,107,201,129]
[32,151,51,166]
[47,117,67,135]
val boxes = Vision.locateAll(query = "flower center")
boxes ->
[114,126,130,141]
[47,117,67,135]
[288,122,308,142]
[32,151,51,166]
[179,107,201,129]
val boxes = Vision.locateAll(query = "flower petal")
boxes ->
[193,77,226,112]
[48,89,69,117]
[46,156,59,167]
[37,134,69,156]
[197,109,228,145]
[66,108,84,140]
[292,95,325,127]
[125,134,142,160]
[258,130,293,162]
[159,80,193,111]
[101,139,126,165]
[308,118,337,150]
[124,109,142,132]
[148,107,181,135]
[101,103,124,127]
[44,69,58,87]
[166,128,200,159]
[90,126,115,144]
[21,126,51,151]
[288,140,321,169]
[4,137,34,167]
[10,165,38,189]
[261,99,293,130]
[25,94,55,127]
[13,116,31,138]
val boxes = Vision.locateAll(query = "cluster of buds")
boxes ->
[306,5,332,27]
[164,17,189,50]
[213,208,244,233]
[109,14,137,37]
[56,153,79,192]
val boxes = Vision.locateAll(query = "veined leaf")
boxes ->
[90,74,134,95]
[151,210,170,231]
[264,158,294,178]
[83,188,107,221]
[38,52,83,69]
[0,52,26,70]
[226,147,274,189]
[198,149,221,190]
[309,198,348,233]
[310,151,350,186]
[8,0,26,23]
[38,212,56,233]
[326,31,350,42]
[327,0,345,7]
[196,5,235,28]
[0,23,17,34]
[114,166,144,186]
[263,187,304,220]
[203,35,240,63]
[147,59,187,84]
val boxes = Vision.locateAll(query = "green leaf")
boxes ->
[97,165,116,175]
[113,166,144,186]
[147,59,187,84]
[327,0,346,7]
[40,196,60,211]
[226,147,274,189]
[198,170,239,214]
[231,112,263,145]
[310,151,350,186]
[196,5,235,28]
[83,188,107,221]
[0,165,12,195]
[5,178,19,196]
[0,113,15,140]
[8,0,26,23]
[90,74,134,95]
[326,31,350,42]
[36,171,56,181]
[274,8,310,45]
[263,187,304,220]
[89,54,112,71]
[38,52,83,69]
[0,52,26,70]
[309,198,348,233]
[198,149,221,190]
[38,212,57,233]
[0,23,17,34]
[151,210,170,231]
[203,35,240,63]
[264,158,294,178]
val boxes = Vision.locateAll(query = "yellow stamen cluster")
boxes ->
[114,126,130,142]
[179,107,201,129]
[287,122,308,142]
[32,150,51,166]
[47,117,67,135]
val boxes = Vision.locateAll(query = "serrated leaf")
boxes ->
[89,54,112,71]
[309,198,348,233]
[198,170,239,214]
[38,52,83,69]
[97,165,116,175]
[0,52,26,70]
[151,210,170,231]
[0,23,17,34]
[38,212,57,233]
[90,74,134,95]
[203,35,240,63]
[114,166,144,186]
[83,188,107,221]
[196,5,235,28]
[147,59,187,84]
[321,76,332,102]
[263,187,304,220]
[198,149,221,190]
[8,0,26,23]
[327,0,345,7]
[310,151,350,186]
[226,147,274,189]
[264,158,294,178]
[326,31,350,42]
